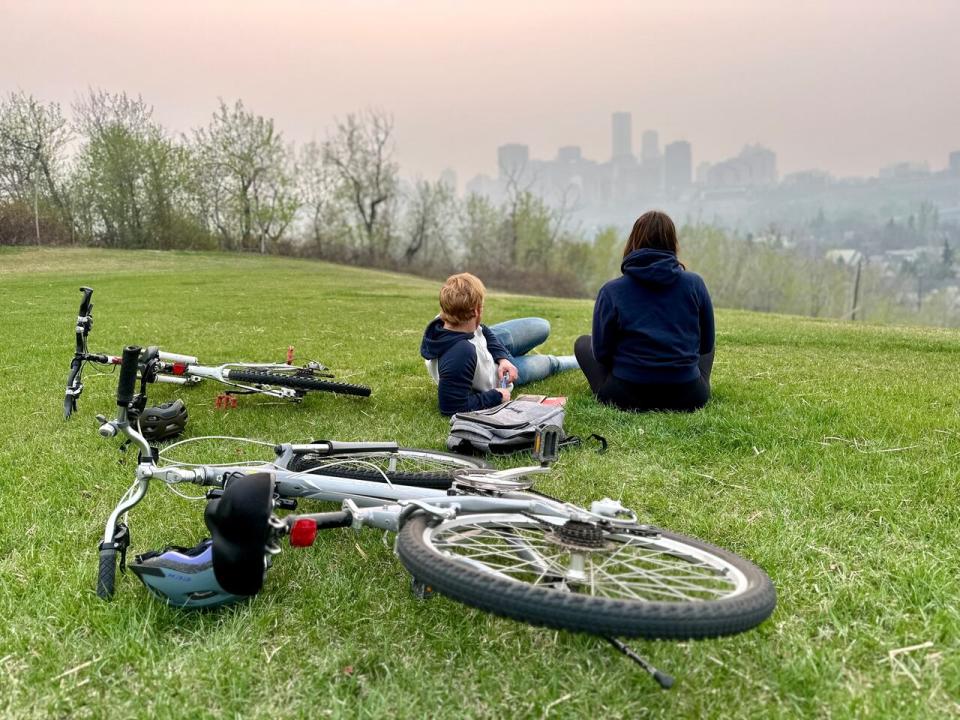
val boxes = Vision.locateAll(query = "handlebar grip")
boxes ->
[117,345,141,407]
[78,287,94,316]
[96,547,117,599]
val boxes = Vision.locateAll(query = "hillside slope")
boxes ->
[0,248,957,719]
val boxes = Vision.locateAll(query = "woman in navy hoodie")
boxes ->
[574,210,715,412]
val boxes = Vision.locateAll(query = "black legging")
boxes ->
[574,335,713,412]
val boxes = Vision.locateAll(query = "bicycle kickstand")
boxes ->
[604,636,675,689]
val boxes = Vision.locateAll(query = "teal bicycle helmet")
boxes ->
[129,540,245,609]
[129,472,275,608]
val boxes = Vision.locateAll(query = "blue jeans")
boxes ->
[488,318,579,386]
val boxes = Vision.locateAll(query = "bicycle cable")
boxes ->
[279,458,396,490]
[155,435,277,500]
[156,436,398,495]
[158,436,279,469]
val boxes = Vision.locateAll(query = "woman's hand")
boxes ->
[497,359,519,384]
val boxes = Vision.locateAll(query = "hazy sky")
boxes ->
[2,0,959,182]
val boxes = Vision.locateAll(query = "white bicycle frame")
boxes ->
[151,351,328,400]
[78,349,322,399]
[98,406,639,547]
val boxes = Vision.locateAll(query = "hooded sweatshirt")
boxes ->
[420,318,511,415]
[593,248,715,384]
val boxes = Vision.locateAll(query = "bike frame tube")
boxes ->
[157,350,198,365]
[104,431,585,541]
[177,364,223,382]
[158,363,311,398]
[118,458,577,533]
[153,375,191,385]
[101,406,155,543]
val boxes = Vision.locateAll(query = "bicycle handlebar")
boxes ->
[78,286,94,317]
[74,287,94,356]
[117,346,141,408]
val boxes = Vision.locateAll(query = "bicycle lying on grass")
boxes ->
[96,346,777,687]
[65,287,371,419]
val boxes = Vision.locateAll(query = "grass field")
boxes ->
[0,247,958,719]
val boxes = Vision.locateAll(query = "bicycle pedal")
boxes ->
[214,394,238,410]
[410,578,435,600]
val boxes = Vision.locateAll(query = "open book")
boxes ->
[514,394,567,407]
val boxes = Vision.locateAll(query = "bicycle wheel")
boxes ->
[287,448,490,490]
[396,513,776,639]
[226,369,371,397]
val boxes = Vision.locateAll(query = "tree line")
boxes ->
[2,90,957,327]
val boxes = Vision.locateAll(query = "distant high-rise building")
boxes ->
[740,144,777,184]
[695,161,712,185]
[879,161,929,180]
[949,151,960,177]
[497,144,529,178]
[641,130,660,163]
[557,146,582,162]
[707,145,777,187]
[664,141,692,192]
[611,112,633,160]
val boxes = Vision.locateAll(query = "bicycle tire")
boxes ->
[97,547,117,599]
[396,513,776,639]
[226,369,371,397]
[288,448,490,490]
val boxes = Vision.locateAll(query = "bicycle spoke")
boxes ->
[429,518,744,602]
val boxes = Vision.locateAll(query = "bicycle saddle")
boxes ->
[204,472,275,596]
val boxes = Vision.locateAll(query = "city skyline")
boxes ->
[465,110,955,202]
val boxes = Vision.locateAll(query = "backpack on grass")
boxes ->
[446,399,567,455]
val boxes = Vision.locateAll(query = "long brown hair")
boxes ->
[623,210,679,258]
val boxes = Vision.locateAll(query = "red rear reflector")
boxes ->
[290,518,318,547]
[172,362,187,375]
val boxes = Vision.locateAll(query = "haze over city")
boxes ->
[3,0,959,182]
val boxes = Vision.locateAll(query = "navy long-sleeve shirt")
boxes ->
[420,318,511,415]
[593,249,715,384]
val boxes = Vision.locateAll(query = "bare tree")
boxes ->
[499,159,536,267]
[323,109,398,263]
[298,140,346,256]
[401,178,458,268]
[0,91,72,241]
[194,99,296,253]
[251,145,298,254]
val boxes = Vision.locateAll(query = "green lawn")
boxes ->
[1,247,958,719]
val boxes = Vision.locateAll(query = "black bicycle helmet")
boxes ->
[130,399,188,442]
